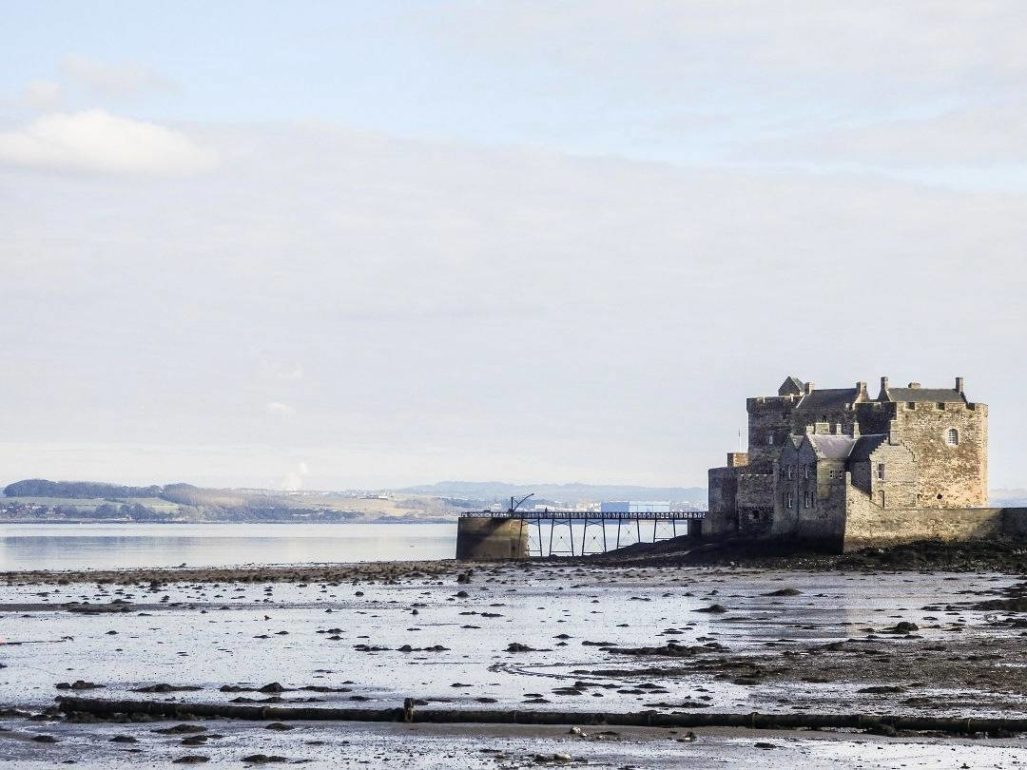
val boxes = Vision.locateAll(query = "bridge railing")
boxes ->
[460,510,707,520]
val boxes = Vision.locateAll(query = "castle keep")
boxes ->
[704,376,1017,551]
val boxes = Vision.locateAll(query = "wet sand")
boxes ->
[2,551,1027,767]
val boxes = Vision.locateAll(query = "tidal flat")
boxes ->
[2,558,1027,768]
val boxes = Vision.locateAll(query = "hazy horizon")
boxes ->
[3,3,1026,491]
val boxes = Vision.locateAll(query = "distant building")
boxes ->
[601,501,672,514]
[706,376,999,551]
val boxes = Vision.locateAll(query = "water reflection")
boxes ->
[0,522,458,570]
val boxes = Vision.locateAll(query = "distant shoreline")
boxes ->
[0,517,456,526]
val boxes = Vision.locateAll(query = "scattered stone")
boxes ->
[154,725,208,735]
[241,755,289,764]
[55,680,104,691]
[133,683,202,693]
[694,604,727,614]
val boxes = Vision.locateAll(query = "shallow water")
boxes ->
[1,565,1025,767]
[0,522,458,570]
[0,566,1022,717]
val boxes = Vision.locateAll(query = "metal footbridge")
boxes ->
[462,508,706,558]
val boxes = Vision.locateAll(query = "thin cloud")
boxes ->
[265,402,297,418]
[61,54,175,98]
[736,105,1027,167]
[0,110,218,176]
[23,80,63,110]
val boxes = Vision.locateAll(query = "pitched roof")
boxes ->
[806,434,857,460]
[796,388,859,411]
[885,387,966,404]
[778,376,804,396]
[849,434,889,461]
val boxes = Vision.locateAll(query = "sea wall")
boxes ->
[843,503,1027,551]
[455,517,530,560]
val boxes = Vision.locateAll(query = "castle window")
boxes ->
[877,463,885,480]
[946,428,959,446]
[767,432,775,446]
[907,402,916,410]
[804,492,811,508]
[804,465,810,479]
[787,465,794,480]
[787,494,794,509]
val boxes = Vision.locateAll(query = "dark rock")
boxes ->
[694,604,727,614]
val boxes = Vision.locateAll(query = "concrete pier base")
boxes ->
[455,517,530,560]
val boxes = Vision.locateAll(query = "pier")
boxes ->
[456,509,706,559]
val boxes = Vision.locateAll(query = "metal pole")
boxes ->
[601,519,608,552]
[616,517,622,549]
[548,520,554,558]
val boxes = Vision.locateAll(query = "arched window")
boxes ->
[767,432,775,446]
[946,428,959,446]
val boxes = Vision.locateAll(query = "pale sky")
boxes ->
[1,2,1026,491]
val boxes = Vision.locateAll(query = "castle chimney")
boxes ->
[852,422,861,438]
[832,423,842,435]
[856,381,868,400]
[880,376,889,392]
[955,376,964,394]
[805,381,815,394]
[907,382,921,389]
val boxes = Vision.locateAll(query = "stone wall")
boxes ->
[455,517,530,560]
[746,396,796,469]
[705,466,740,537]
[892,401,988,508]
[852,440,917,508]
[843,483,1005,550]
[735,471,775,538]
[1001,508,1027,537]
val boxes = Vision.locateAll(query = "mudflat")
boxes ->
[2,545,1027,767]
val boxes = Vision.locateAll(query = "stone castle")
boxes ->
[704,376,1027,551]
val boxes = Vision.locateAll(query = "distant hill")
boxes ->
[0,478,462,523]
[397,481,707,506]
[3,479,164,499]
[0,477,709,523]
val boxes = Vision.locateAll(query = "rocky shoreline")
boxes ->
[3,538,1026,589]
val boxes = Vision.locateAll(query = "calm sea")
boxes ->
[0,522,458,571]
